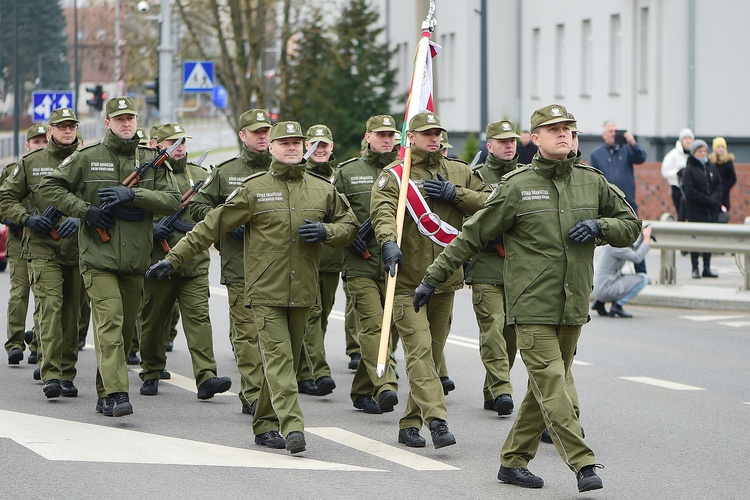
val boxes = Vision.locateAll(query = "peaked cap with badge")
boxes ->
[270,121,304,142]
[408,111,447,133]
[27,123,49,140]
[530,104,575,131]
[486,120,520,140]
[156,123,192,143]
[239,108,273,131]
[49,107,79,125]
[105,96,138,118]
[366,115,399,133]
[306,124,334,144]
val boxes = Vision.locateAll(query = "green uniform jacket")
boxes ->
[0,139,80,266]
[38,130,181,274]
[465,153,518,286]
[188,147,271,285]
[152,158,210,277]
[370,147,487,294]
[0,162,25,259]
[306,155,342,274]
[166,158,358,308]
[424,153,641,325]
[334,148,397,281]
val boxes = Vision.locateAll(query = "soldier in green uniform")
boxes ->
[139,123,232,399]
[39,96,181,418]
[146,120,357,454]
[334,115,401,414]
[415,104,640,493]
[0,109,85,398]
[370,111,487,448]
[188,109,272,415]
[466,120,521,416]
[2,124,48,365]
[295,124,339,397]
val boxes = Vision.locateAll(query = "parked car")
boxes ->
[0,223,8,271]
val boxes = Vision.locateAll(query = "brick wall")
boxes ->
[635,162,749,223]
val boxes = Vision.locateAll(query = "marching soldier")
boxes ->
[2,124,47,365]
[0,109,84,399]
[188,109,272,416]
[334,115,400,414]
[465,120,520,416]
[370,111,487,448]
[416,104,640,492]
[139,123,232,399]
[39,96,181,417]
[146,120,358,454]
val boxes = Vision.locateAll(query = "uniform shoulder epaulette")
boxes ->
[500,165,532,181]
[306,170,333,183]
[472,160,487,171]
[448,157,468,166]
[188,162,209,172]
[76,141,101,154]
[20,148,43,160]
[337,157,361,169]
[213,154,241,170]
[574,163,605,176]
[241,170,267,184]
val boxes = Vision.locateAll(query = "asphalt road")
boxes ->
[1,251,749,500]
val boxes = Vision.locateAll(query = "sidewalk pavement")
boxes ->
[624,248,750,312]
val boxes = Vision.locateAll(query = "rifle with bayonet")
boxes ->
[96,136,185,242]
[155,180,204,252]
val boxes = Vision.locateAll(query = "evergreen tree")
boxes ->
[0,0,70,101]
[461,132,480,163]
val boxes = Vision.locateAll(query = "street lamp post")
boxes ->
[158,0,175,123]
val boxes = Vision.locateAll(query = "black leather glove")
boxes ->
[568,219,601,244]
[24,214,54,234]
[56,218,80,239]
[153,222,172,242]
[229,225,245,240]
[423,173,456,202]
[298,219,327,243]
[413,280,437,312]
[382,241,402,277]
[84,205,115,230]
[145,259,174,279]
[98,185,135,208]
[3,219,23,233]
[348,234,368,255]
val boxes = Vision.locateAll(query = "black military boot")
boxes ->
[494,394,514,416]
[428,419,456,449]
[440,376,455,395]
[111,392,133,417]
[8,348,23,365]
[96,396,115,416]
[255,430,286,449]
[43,379,62,398]
[398,427,426,448]
[577,464,604,492]
[497,465,544,488]
[314,376,336,396]
[353,395,382,414]
[197,376,232,400]
[61,381,78,397]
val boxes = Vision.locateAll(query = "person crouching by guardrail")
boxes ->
[591,225,652,318]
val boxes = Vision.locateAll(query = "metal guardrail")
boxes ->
[644,215,750,290]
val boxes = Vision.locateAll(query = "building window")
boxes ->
[609,14,622,95]
[396,42,410,95]
[531,28,540,99]
[438,32,455,101]
[581,19,592,97]
[555,24,565,98]
[639,7,650,93]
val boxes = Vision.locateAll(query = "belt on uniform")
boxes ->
[110,205,144,222]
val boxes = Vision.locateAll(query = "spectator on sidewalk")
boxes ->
[661,129,694,222]
[709,137,737,219]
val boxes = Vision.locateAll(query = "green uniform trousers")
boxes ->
[139,275,218,388]
[342,280,359,357]
[28,259,82,383]
[252,305,309,437]
[299,271,339,380]
[78,293,91,346]
[392,292,453,430]
[226,282,263,407]
[348,277,399,402]
[82,270,142,398]
[500,324,595,473]
[472,283,517,401]
[168,302,180,343]
[4,257,31,354]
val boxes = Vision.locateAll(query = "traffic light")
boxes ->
[86,84,105,111]
[145,77,159,109]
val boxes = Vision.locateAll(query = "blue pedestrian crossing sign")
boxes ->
[32,91,74,122]
[183,61,215,92]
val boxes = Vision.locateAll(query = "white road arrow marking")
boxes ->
[619,376,705,391]
[307,427,458,471]
[680,315,747,322]
[0,410,380,471]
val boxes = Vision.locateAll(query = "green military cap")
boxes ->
[239,108,273,131]
[49,107,79,124]
[567,112,579,132]
[408,111,447,133]
[105,96,138,117]
[366,115,398,133]
[306,124,334,144]
[441,131,453,149]
[27,123,48,140]
[530,104,574,131]
[149,124,162,139]
[156,123,192,143]
[486,120,520,140]
[269,121,304,142]
[136,128,148,145]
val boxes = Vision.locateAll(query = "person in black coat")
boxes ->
[681,139,723,278]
